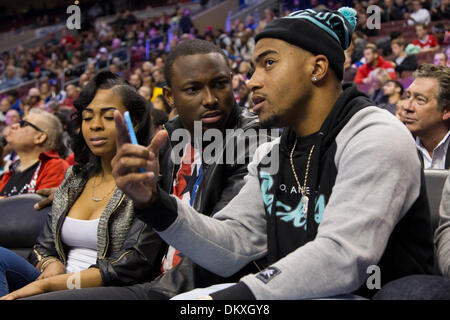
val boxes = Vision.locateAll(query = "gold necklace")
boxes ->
[91,175,116,202]
[289,139,315,217]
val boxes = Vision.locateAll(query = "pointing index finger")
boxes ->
[114,110,130,147]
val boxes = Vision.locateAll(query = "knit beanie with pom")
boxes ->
[255,7,358,80]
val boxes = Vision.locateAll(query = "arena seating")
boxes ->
[0,194,50,259]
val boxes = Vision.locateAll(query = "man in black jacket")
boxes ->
[24,39,274,300]
[391,38,418,76]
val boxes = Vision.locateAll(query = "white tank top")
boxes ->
[61,216,99,274]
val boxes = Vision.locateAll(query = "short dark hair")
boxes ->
[364,45,378,54]
[151,108,169,128]
[163,39,229,88]
[414,64,450,111]
[386,79,404,96]
[71,71,152,175]
[154,94,171,114]
[6,90,19,99]
[415,23,427,30]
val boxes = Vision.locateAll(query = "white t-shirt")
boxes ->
[61,216,99,273]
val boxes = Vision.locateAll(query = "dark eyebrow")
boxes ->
[406,90,429,100]
[83,107,117,113]
[254,50,278,64]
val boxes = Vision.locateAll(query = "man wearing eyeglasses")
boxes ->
[0,109,69,198]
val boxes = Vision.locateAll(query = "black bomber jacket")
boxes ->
[29,165,167,286]
[136,105,275,298]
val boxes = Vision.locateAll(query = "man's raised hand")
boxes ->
[112,110,168,208]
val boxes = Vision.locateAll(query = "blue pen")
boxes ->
[123,111,146,173]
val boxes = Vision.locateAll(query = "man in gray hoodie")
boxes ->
[111,8,435,300]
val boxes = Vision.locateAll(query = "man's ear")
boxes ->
[311,54,329,82]
[34,132,48,146]
[163,86,175,109]
[442,108,450,121]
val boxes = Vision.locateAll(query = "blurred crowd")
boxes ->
[0,0,448,178]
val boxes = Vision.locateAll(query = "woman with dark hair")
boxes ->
[152,94,171,115]
[0,71,165,300]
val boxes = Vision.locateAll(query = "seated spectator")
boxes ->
[152,94,171,114]
[379,80,404,115]
[150,108,168,137]
[0,109,69,197]
[5,90,22,115]
[355,11,379,37]
[394,0,408,15]
[27,88,45,109]
[343,50,357,82]
[59,29,76,48]
[129,73,142,90]
[0,71,165,300]
[412,23,440,52]
[405,0,431,26]
[151,67,166,88]
[403,64,450,169]
[237,80,251,109]
[123,9,137,26]
[391,38,419,74]
[179,9,194,35]
[395,94,408,123]
[150,85,163,104]
[382,0,405,21]
[354,46,396,84]
[5,109,20,126]
[446,46,450,67]
[108,61,124,78]
[78,73,90,88]
[46,79,66,105]
[432,23,448,47]
[0,98,10,124]
[138,86,151,102]
[431,0,450,20]
[0,66,23,91]
[95,47,109,70]
[39,82,51,103]
[349,31,367,66]
[64,56,84,79]
[434,52,448,66]
[60,84,79,110]
[367,68,392,105]
[232,73,246,103]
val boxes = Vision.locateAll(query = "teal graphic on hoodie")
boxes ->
[259,171,324,229]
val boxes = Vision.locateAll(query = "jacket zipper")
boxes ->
[33,247,43,262]
[101,193,126,258]
[55,188,71,265]
[110,250,132,265]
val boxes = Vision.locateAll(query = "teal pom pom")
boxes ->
[338,7,357,31]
